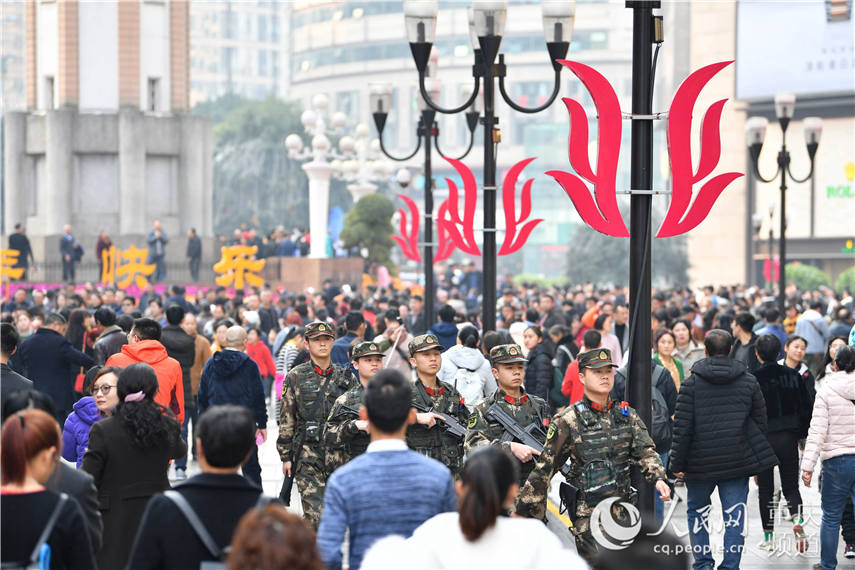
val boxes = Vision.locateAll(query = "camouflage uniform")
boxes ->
[277,322,355,529]
[465,388,551,486]
[515,349,666,561]
[323,341,384,472]
[405,334,469,477]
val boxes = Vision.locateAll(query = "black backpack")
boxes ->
[649,367,673,452]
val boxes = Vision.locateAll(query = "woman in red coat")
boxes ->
[246,327,276,401]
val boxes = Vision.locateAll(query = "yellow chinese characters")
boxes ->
[101,246,156,289]
[213,246,265,290]
[1,250,25,281]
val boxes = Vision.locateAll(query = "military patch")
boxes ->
[468,413,478,428]
[546,422,557,440]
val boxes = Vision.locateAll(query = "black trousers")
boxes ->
[757,430,803,532]
[62,259,75,282]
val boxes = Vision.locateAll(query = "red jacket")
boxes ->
[246,340,276,378]
[561,359,586,404]
[106,340,185,423]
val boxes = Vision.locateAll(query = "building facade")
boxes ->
[2,0,213,278]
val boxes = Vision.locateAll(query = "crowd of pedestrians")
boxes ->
[1,276,854,569]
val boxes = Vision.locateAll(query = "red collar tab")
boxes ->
[313,363,333,376]
[542,418,550,427]
[503,394,529,405]
[588,400,613,412]
[424,385,445,397]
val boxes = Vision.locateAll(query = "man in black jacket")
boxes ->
[8,223,35,280]
[671,329,777,570]
[11,312,94,424]
[731,311,760,372]
[186,228,202,282]
[1,323,33,408]
[126,405,265,570]
[160,304,196,480]
[92,307,128,365]
[753,334,814,552]
[198,326,267,486]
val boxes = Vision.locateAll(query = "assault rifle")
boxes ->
[329,404,360,421]
[483,403,572,477]
[411,401,467,439]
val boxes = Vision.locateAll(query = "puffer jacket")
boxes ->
[197,349,267,429]
[437,345,497,410]
[62,396,103,467]
[670,357,778,481]
[800,370,855,472]
[524,343,553,404]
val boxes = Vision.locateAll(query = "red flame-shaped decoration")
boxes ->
[391,194,422,262]
[499,157,543,255]
[546,60,629,238]
[434,157,481,262]
[657,60,743,237]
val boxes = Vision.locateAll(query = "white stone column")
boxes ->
[303,161,333,259]
[118,108,147,235]
[44,109,74,233]
[347,180,377,202]
[2,112,27,234]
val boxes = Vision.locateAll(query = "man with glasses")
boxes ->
[119,295,137,315]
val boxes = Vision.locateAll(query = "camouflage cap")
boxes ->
[490,343,527,365]
[351,340,384,360]
[408,334,443,357]
[305,321,335,339]
[577,348,618,369]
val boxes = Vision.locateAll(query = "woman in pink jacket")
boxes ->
[801,345,855,570]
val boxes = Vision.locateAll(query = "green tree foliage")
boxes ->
[340,194,396,273]
[784,262,830,291]
[565,216,689,288]
[194,95,352,235]
[835,266,855,293]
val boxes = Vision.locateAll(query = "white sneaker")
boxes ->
[757,539,774,553]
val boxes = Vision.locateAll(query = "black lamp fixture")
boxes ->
[401,0,576,331]
[745,92,822,311]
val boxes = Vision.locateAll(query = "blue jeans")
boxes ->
[242,445,261,487]
[686,477,749,570]
[655,451,670,524]
[174,409,191,470]
[820,454,855,570]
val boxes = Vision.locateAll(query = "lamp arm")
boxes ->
[434,127,475,161]
[379,132,422,162]
[787,156,815,184]
[420,74,481,115]
[751,157,781,184]
[498,68,561,114]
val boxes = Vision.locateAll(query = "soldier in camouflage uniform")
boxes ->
[465,344,551,486]
[514,348,671,562]
[277,321,355,529]
[405,334,469,478]
[324,340,384,473]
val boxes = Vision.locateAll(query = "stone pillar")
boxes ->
[2,112,28,234]
[118,108,146,234]
[57,0,78,107]
[44,109,74,233]
[179,114,212,238]
[303,161,333,259]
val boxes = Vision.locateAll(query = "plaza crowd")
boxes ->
[1,272,854,570]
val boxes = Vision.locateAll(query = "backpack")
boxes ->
[1,494,68,570]
[452,366,483,411]
[550,346,574,409]
[650,368,673,452]
[164,491,274,570]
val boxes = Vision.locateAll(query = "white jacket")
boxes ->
[800,369,855,472]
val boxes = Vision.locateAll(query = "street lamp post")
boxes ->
[285,94,393,258]
[402,0,575,331]
[746,94,822,310]
[371,61,479,330]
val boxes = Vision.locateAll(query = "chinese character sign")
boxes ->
[101,246,156,289]
[1,250,25,281]
[213,246,265,290]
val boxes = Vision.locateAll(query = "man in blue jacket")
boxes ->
[197,326,267,486]
[317,369,456,570]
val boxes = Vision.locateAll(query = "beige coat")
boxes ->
[801,370,855,472]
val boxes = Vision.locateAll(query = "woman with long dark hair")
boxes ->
[82,362,186,570]
[395,447,585,568]
[66,308,92,397]
[815,336,848,388]
[522,326,554,405]
[1,409,96,569]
